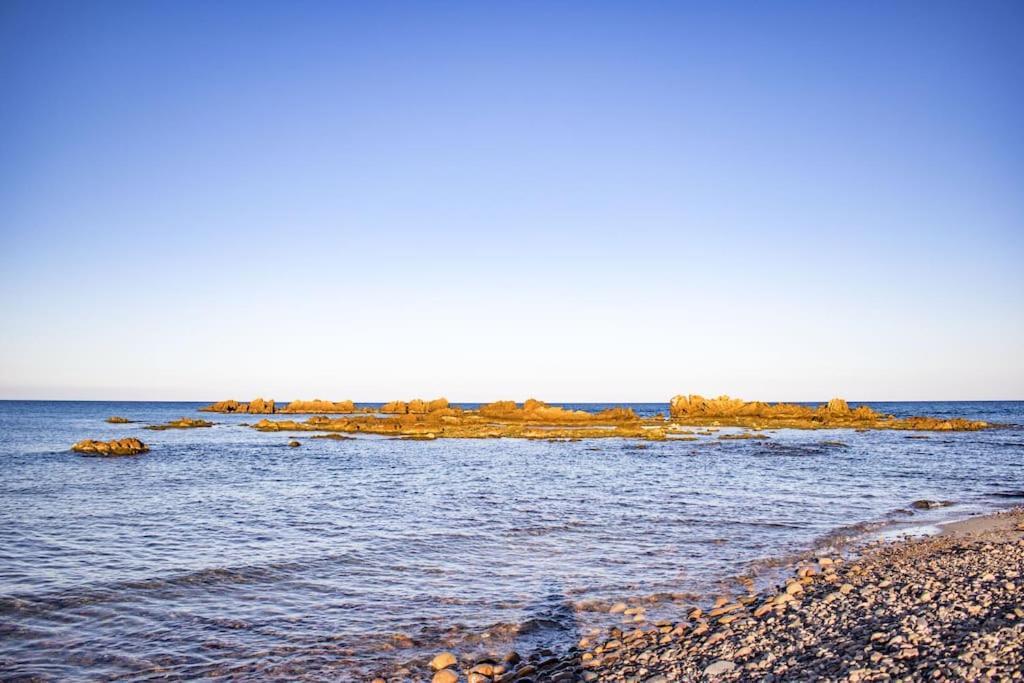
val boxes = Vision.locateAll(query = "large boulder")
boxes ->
[72,438,149,456]
[824,398,851,416]
[246,398,276,414]
[381,400,408,414]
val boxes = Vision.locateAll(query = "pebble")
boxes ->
[704,659,737,676]
[430,652,457,671]
[433,670,458,683]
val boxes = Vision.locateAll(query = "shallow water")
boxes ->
[0,400,1021,680]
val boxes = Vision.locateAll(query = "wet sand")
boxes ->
[419,508,1024,682]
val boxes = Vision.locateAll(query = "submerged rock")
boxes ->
[105,416,133,424]
[145,417,214,430]
[71,438,149,456]
[912,499,954,510]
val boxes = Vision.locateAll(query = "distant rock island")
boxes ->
[71,438,149,456]
[198,395,987,440]
[666,395,985,431]
[145,417,214,431]
[200,398,363,414]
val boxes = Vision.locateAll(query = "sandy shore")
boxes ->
[419,507,1024,682]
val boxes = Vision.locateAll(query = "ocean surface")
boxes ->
[0,400,1021,681]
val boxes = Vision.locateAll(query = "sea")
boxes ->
[0,400,1021,680]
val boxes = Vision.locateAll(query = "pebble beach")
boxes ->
[419,508,1024,682]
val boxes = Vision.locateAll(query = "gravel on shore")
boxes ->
[415,508,1024,683]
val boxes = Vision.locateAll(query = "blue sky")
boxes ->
[1,1,1022,401]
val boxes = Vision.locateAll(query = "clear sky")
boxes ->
[1,1,1022,402]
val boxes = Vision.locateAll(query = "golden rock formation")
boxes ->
[380,400,407,414]
[280,399,356,413]
[216,394,986,439]
[105,416,133,423]
[479,399,638,422]
[252,398,647,441]
[667,394,986,431]
[200,398,276,414]
[381,398,450,414]
[71,438,149,456]
[378,397,450,413]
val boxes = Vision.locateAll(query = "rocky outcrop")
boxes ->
[71,438,149,456]
[280,399,356,414]
[200,398,276,414]
[380,400,408,414]
[825,398,851,415]
[381,398,450,414]
[145,417,214,430]
[480,399,638,422]
[105,416,133,424]
[668,394,986,431]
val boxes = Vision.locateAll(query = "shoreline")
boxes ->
[414,507,1024,682]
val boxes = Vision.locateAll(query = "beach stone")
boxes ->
[704,660,737,676]
[431,652,457,671]
[433,670,458,683]
[288,440,301,447]
[610,602,628,613]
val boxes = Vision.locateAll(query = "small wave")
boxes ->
[0,552,363,617]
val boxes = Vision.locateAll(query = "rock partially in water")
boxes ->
[432,670,457,683]
[280,399,356,413]
[668,393,987,431]
[71,438,149,456]
[145,417,214,431]
[382,398,451,414]
[430,651,457,671]
[200,398,276,414]
[912,499,954,510]
[105,416,133,424]
[288,440,301,448]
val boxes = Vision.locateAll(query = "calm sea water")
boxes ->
[0,400,1021,681]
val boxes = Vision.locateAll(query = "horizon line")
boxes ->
[1,397,1021,404]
